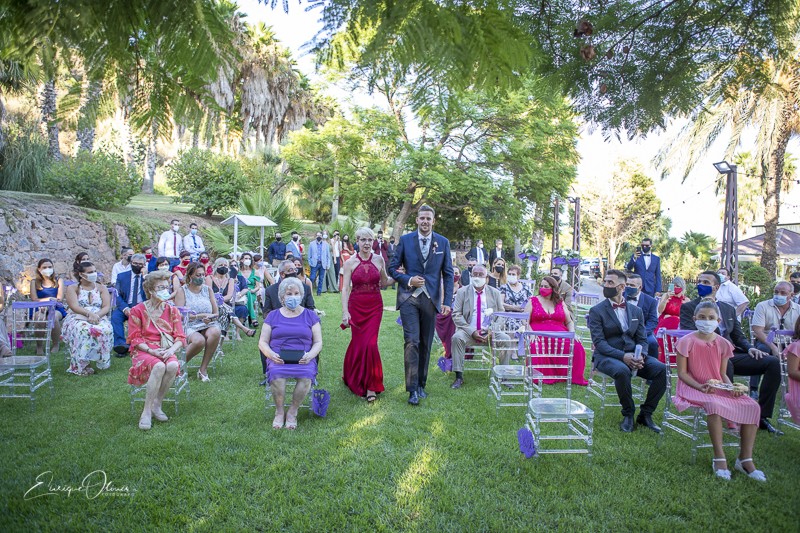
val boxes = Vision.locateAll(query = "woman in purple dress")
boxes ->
[258,277,323,430]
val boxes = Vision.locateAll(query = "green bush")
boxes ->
[165,149,250,217]
[0,115,51,192]
[45,151,141,209]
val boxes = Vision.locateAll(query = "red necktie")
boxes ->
[612,302,626,309]
[476,290,482,330]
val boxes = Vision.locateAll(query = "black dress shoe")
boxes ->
[760,418,783,435]
[408,391,420,405]
[113,345,129,356]
[259,378,268,387]
[450,378,464,389]
[636,414,662,433]
[620,416,635,433]
[418,388,428,399]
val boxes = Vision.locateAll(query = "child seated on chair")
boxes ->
[781,316,800,425]
[674,300,765,481]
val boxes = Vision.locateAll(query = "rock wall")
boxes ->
[0,193,212,294]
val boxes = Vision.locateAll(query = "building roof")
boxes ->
[735,228,800,257]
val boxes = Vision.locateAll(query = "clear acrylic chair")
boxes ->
[130,306,191,415]
[573,294,598,346]
[0,301,57,411]
[488,312,543,410]
[585,364,647,415]
[183,308,224,375]
[772,330,800,433]
[658,329,740,462]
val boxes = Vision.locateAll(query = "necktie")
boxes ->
[193,236,197,247]
[612,302,626,309]
[422,237,428,258]
[173,233,177,256]
[131,275,140,305]
[476,290,482,330]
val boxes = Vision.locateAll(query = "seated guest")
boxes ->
[111,253,147,356]
[174,262,221,382]
[624,273,659,360]
[206,257,255,340]
[450,265,512,389]
[499,264,532,329]
[0,288,10,356]
[72,252,90,278]
[656,276,690,362]
[258,277,322,429]
[30,258,65,354]
[199,251,213,276]
[62,261,113,376]
[143,246,158,272]
[674,300,765,481]
[791,271,800,304]
[461,256,477,287]
[716,267,749,318]
[525,275,588,385]
[782,316,800,425]
[588,269,666,432]
[550,267,574,315]
[110,247,133,284]
[680,271,781,434]
[126,270,185,430]
[293,258,314,295]
[488,257,507,288]
[155,256,181,298]
[172,250,192,283]
[254,254,276,285]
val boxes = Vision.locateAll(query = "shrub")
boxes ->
[165,149,250,217]
[0,115,51,192]
[45,151,141,209]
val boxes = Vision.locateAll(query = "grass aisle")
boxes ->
[1,292,798,531]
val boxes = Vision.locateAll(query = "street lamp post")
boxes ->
[714,161,739,284]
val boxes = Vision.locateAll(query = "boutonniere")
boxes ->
[432,240,439,252]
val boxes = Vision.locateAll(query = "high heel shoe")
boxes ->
[197,370,210,382]
[734,458,767,482]
[712,458,730,480]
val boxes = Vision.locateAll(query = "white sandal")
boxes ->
[734,458,767,482]
[712,458,731,480]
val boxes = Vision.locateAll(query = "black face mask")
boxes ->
[495,266,505,274]
[552,276,561,282]
[792,282,800,294]
[217,267,228,275]
[292,236,299,241]
[467,266,474,272]
[131,265,143,275]
[641,245,651,253]
[275,237,282,241]
[284,271,297,278]
[316,237,322,242]
[603,286,619,299]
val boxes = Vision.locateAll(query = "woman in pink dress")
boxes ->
[127,270,186,430]
[524,275,588,386]
[781,316,800,425]
[341,228,388,402]
[656,277,690,362]
[674,300,765,481]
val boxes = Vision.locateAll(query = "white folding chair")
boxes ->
[772,330,800,434]
[573,293,598,345]
[488,312,543,410]
[0,301,57,411]
[658,329,740,462]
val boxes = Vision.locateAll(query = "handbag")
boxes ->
[145,305,175,351]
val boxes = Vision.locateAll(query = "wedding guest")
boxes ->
[29,258,65,354]
[142,246,158,272]
[293,258,314,295]
[550,267,574,315]
[110,247,133,284]
[286,231,303,261]
[488,257,507,288]
[111,253,147,356]
[199,251,212,276]
[624,273,660,359]
[206,258,255,340]
[656,276,690,362]
[183,222,205,261]
[268,232,287,266]
[62,261,113,376]
[172,250,192,283]
[174,262,221,382]
[72,252,89,278]
[155,256,181,299]
[782,316,800,425]
[158,219,184,269]
[716,267,749,318]
[127,270,185,430]
[339,235,354,290]
[499,264,532,329]
[259,277,322,429]
[238,252,262,326]
[674,300,765,481]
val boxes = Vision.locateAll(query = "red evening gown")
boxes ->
[342,254,385,396]
[656,295,684,363]
[528,297,589,385]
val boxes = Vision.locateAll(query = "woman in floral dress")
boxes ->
[62,261,113,375]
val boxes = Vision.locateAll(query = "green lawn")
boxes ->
[127,194,194,214]
[1,292,798,531]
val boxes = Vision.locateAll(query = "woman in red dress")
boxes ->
[524,275,589,385]
[341,228,389,401]
[338,235,354,291]
[656,276,690,362]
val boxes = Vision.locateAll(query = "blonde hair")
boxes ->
[355,227,375,241]
[491,257,507,285]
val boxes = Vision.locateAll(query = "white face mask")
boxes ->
[155,289,172,301]
[695,320,718,334]
[507,274,518,284]
[243,259,251,267]
[83,272,98,283]
[718,273,727,283]
[158,265,170,271]
[471,277,486,289]
[172,225,180,232]
[41,268,54,277]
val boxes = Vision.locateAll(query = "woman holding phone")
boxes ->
[657,276,691,362]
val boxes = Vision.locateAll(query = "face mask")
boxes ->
[603,286,619,299]
[773,295,788,306]
[83,272,98,283]
[507,275,518,284]
[131,265,143,275]
[343,238,349,242]
[793,282,800,294]
[284,271,297,278]
[145,253,153,260]
[471,277,486,289]
[181,259,190,265]
[624,286,639,299]
[539,287,552,297]
[674,287,683,295]
[697,284,713,297]
[467,266,474,273]
[284,295,302,310]
[717,273,727,283]
[191,228,198,235]
[191,277,204,286]
[156,289,172,301]
[158,265,170,271]
[200,257,209,264]
[695,320,717,334]
[41,268,54,277]
[172,225,180,232]
[641,245,651,253]
[551,276,561,282]
[316,236,322,242]
[276,236,282,241]
[257,261,265,267]
[494,266,505,274]
[323,234,328,239]
[478,243,483,248]
[243,259,251,267]
[293,236,299,241]
[123,256,132,264]
[217,267,228,275]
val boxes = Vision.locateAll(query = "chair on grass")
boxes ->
[488,312,543,410]
[519,330,594,457]
[62,286,119,368]
[0,301,57,411]
[770,330,800,434]
[129,306,191,415]
[658,329,740,462]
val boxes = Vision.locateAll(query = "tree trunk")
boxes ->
[41,79,61,160]
[608,236,619,272]
[143,119,158,193]
[331,161,340,223]
[759,113,792,276]
[391,186,420,240]
[0,91,6,154]
[76,80,102,153]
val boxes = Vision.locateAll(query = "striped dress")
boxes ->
[673,333,760,425]
[782,341,800,424]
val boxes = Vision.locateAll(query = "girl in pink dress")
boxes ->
[781,317,800,425]
[674,300,765,481]
[524,275,588,386]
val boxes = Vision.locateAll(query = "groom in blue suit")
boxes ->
[624,237,662,296]
[389,205,454,405]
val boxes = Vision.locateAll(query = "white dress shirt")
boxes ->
[469,288,488,331]
[110,261,130,284]
[643,254,651,269]
[476,247,485,265]
[158,230,184,258]
[715,280,749,315]
[495,247,503,260]
[412,232,433,298]
[183,232,205,260]
[610,299,628,330]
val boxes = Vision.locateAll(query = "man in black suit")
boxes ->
[624,274,660,359]
[460,256,477,287]
[488,238,504,268]
[111,254,147,356]
[679,271,781,434]
[467,239,487,267]
[588,269,666,433]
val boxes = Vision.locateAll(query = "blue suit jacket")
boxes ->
[115,270,147,312]
[308,240,331,268]
[388,231,454,313]
[588,299,647,363]
[630,292,658,336]
[286,240,302,260]
[625,254,662,296]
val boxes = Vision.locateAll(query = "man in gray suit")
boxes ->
[450,265,511,389]
[588,269,666,433]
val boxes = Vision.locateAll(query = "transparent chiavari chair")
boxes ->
[573,293,598,346]
[488,312,543,410]
[772,330,800,433]
[0,301,57,410]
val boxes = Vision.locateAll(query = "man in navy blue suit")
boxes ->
[625,237,661,297]
[624,274,659,359]
[112,253,148,356]
[389,205,454,405]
